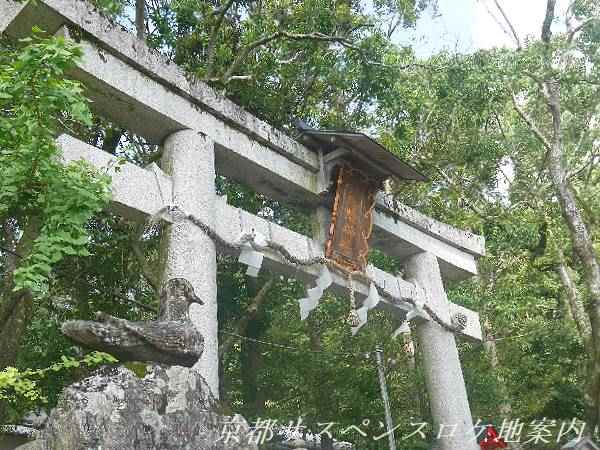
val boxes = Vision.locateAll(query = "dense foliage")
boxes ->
[0,32,114,421]
[0,32,111,294]
[1,0,599,449]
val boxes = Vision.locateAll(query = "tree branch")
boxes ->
[567,17,597,44]
[541,0,557,44]
[523,71,544,88]
[567,114,596,180]
[511,92,552,152]
[131,228,159,293]
[429,165,488,219]
[219,278,273,359]
[511,91,558,183]
[222,31,354,83]
[113,293,158,314]
[135,0,145,40]
[0,246,22,259]
[205,75,252,82]
[493,0,522,49]
[219,30,423,83]
[221,31,283,83]
[1,219,20,278]
[205,0,237,79]
[556,247,594,356]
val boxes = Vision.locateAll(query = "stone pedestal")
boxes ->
[16,366,256,450]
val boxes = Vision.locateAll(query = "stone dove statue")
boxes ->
[62,278,204,367]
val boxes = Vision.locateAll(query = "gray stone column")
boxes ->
[403,252,478,450]
[160,129,219,397]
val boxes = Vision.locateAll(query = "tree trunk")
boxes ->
[535,3,600,427]
[409,326,431,424]
[544,78,600,431]
[306,315,334,450]
[135,0,145,40]
[239,279,271,417]
[0,217,41,370]
[556,247,599,434]
[482,319,512,418]
[240,317,265,417]
[101,127,123,154]
[401,327,429,421]
[483,319,523,450]
[556,249,593,354]
[220,277,271,404]
[219,279,273,359]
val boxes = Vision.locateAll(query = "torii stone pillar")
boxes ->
[404,252,479,450]
[160,130,219,397]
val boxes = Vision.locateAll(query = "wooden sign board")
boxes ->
[325,165,380,272]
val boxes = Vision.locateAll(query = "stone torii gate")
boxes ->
[1,2,485,449]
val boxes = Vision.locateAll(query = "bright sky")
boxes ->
[398,0,571,57]
[393,0,575,197]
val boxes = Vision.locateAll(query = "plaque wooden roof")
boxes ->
[298,129,427,182]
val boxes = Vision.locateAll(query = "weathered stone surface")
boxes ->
[160,131,220,396]
[375,193,485,256]
[18,366,257,450]
[404,252,479,450]
[264,438,354,450]
[62,279,205,367]
[62,312,204,367]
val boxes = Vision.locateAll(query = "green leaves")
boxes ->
[0,367,41,402]
[0,32,111,295]
[0,351,118,420]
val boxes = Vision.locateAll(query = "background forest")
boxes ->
[1,0,600,449]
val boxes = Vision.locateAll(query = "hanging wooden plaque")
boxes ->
[325,165,379,272]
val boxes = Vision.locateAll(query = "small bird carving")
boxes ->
[62,278,204,367]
